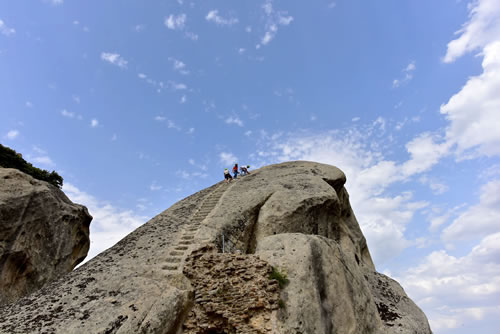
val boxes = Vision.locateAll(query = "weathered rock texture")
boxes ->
[0,168,92,306]
[183,247,280,333]
[0,161,432,334]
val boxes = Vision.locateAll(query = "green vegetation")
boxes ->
[0,144,63,188]
[269,267,289,289]
[278,299,286,309]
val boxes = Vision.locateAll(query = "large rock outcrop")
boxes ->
[0,161,432,333]
[0,168,92,306]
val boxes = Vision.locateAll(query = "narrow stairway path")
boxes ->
[162,183,228,275]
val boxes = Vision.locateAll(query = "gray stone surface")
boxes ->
[0,161,432,334]
[256,233,383,334]
[0,168,92,306]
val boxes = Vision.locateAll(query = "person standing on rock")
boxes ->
[240,165,250,176]
[224,168,232,183]
[232,163,239,179]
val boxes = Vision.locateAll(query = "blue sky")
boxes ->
[1,0,500,332]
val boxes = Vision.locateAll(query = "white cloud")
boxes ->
[219,152,237,166]
[398,232,500,331]
[61,109,75,118]
[134,24,145,32]
[25,101,33,108]
[111,134,117,141]
[90,119,99,127]
[442,179,500,243]
[225,116,244,127]
[419,175,449,195]
[32,156,55,167]
[393,61,416,88]
[401,132,450,177]
[441,41,500,157]
[259,1,294,46]
[154,116,166,122]
[100,52,128,69]
[6,130,19,140]
[46,0,63,5]
[186,127,195,134]
[184,31,199,40]
[165,14,186,30]
[180,95,187,104]
[206,10,239,26]
[138,73,147,79]
[168,81,187,90]
[167,120,181,131]
[63,183,147,262]
[238,48,246,54]
[32,146,46,155]
[168,57,189,74]
[0,19,15,36]
[443,0,500,63]
[150,181,162,191]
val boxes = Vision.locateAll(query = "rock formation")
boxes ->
[0,168,92,306]
[0,161,432,333]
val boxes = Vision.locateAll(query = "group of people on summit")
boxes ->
[223,163,250,183]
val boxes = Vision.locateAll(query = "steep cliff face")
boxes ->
[0,161,431,334]
[0,168,92,306]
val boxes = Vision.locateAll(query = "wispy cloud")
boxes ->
[392,61,416,88]
[43,0,63,6]
[168,80,187,90]
[154,116,166,122]
[150,181,162,191]
[167,120,181,130]
[5,130,19,140]
[90,119,99,127]
[165,14,186,30]
[101,52,128,69]
[205,10,239,26]
[257,1,294,47]
[134,24,145,32]
[184,31,199,40]
[63,183,147,261]
[32,156,55,167]
[0,19,15,37]
[168,57,189,75]
[219,152,238,165]
[61,109,75,118]
[225,116,244,127]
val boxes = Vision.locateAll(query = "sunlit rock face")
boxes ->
[0,162,431,334]
[0,168,91,306]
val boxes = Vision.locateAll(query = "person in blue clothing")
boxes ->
[232,163,239,179]
[240,165,250,176]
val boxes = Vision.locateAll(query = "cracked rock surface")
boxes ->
[0,168,92,306]
[0,161,432,334]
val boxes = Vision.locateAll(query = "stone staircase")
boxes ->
[162,183,227,275]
